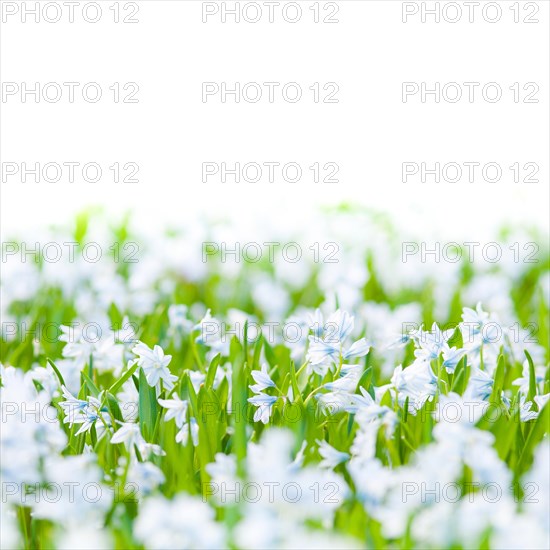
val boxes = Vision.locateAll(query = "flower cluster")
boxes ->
[1,212,548,549]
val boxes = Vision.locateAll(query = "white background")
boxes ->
[1,0,548,237]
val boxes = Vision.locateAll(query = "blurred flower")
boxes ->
[175,417,199,447]
[513,359,547,395]
[110,422,165,459]
[316,439,349,469]
[134,494,226,549]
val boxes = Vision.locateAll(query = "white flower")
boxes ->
[248,393,278,424]
[194,309,229,356]
[534,393,550,411]
[110,422,165,459]
[1,366,67,487]
[27,366,59,399]
[289,440,308,472]
[316,391,357,415]
[308,308,325,338]
[127,461,165,495]
[175,417,199,447]
[306,310,370,368]
[512,359,547,394]
[112,316,137,345]
[353,389,397,436]
[117,378,139,422]
[132,342,177,389]
[58,324,96,370]
[413,323,453,362]
[168,304,193,332]
[316,439,350,469]
[306,338,341,368]
[461,302,489,334]
[58,385,88,420]
[158,394,188,428]
[442,346,466,373]
[58,322,126,375]
[391,361,437,413]
[434,392,487,425]
[343,386,376,414]
[134,494,227,550]
[58,386,107,436]
[188,370,206,393]
[323,366,362,393]
[55,525,112,550]
[206,453,237,486]
[343,337,371,360]
[328,310,355,342]
[110,421,143,447]
[249,363,276,393]
[243,429,349,524]
[32,454,111,525]
[464,367,493,401]
[519,395,539,422]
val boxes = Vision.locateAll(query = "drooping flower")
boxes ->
[442,346,466,373]
[518,395,539,422]
[248,393,279,424]
[323,368,361,393]
[249,363,276,393]
[464,367,493,401]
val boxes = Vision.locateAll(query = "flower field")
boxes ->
[1,208,549,549]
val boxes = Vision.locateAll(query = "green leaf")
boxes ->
[516,401,549,475]
[289,361,303,405]
[108,361,139,395]
[356,366,375,400]
[263,338,277,369]
[81,369,99,397]
[231,358,248,470]
[525,350,537,402]
[197,386,220,455]
[489,354,505,405]
[46,357,66,387]
[446,325,463,349]
[205,354,221,390]
[106,392,124,424]
[252,336,264,370]
[243,320,249,359]
[138,368,157,441]
[108,302,123,328]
